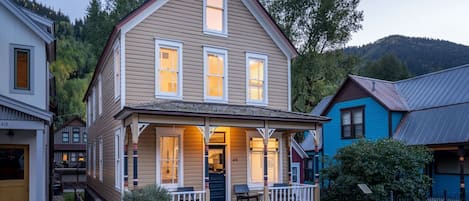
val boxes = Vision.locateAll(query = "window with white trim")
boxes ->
[246,53,268,105]
[87,98,91,126]
[98,74,102,115]
[99,137,103,182]
[93,141,97,178]
[204,47,227,102]
[114,43,121,99]
[12,47,32,92]
[92,87,96,123]
[204,0,227,36]
[115,128,122,189]
[156,128,184,189]
[247,132,280,185]
[155,40,183,99]
[87,143,92,175]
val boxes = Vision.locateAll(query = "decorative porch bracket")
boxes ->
[197,118,217,201]
[257,122,276,201]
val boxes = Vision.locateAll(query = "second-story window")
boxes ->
[98,74,102,115]
[62,132,69,143]
[72,128,80,143]
[13,48,31,91]
[341,107,365,139]
[204,0,227,36]
[155,40,183,99]
[204,47,227,102]
[246,53,268,105]
[114,43,121,100]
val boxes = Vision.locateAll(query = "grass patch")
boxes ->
[63,192,84,201]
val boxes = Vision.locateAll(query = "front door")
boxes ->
[0,145,29,201]
[209,145,225,201]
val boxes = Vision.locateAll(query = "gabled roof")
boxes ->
[300,130,322,151]
[393,103,469,145]
[84,0,298,101]
[292,139,309,159]
[0,94,53,125]
[311,95,332,116]
[0,0,54,43]
[321,64,469,115]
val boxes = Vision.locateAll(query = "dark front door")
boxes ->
[209,145,225,201]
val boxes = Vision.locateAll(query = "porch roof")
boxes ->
[115,101,330,123]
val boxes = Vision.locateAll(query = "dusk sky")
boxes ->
[35,0,469,47]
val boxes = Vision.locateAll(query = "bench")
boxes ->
[234,184,260,201]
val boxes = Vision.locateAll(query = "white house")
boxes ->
[0,1,55,201]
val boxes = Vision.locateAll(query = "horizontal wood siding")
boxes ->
[87,45,122,201]
[138,125,156,186]
[125,0,288,110]
[182,127,204,190]
[230,127,247,201]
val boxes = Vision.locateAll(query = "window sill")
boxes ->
[246,101,268,107]
[203,30,228,38]
[204,98,228,104]
[155,94,183,100]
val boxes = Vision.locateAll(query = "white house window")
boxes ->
[156,127,184,189]
[204,0,227,35]
[114,43,121,99]
[248,136,280,185]
[99,137,104,182]
[72,128,80,143]
[246,53,268,105]
[115,128,122,189]
[98,74,102,115]
[93,141,97,178]
[204,47,228,102]
[62,132,69,143]
[92,87,96,123]
[155,40,183,99]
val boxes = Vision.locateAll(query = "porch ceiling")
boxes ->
[115,101,330,129]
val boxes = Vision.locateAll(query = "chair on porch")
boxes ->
[176,187,199,201]
[234,184,260,201]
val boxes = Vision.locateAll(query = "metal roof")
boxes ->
[393,103,469,145]
[311,95,332,116]
[350,75,408,111]
[395,64,469,110]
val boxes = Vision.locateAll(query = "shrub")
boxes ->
[123,184,171,201]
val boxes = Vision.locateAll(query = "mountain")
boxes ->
[344,35,469,75]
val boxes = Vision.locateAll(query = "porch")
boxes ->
[115,101,328,201]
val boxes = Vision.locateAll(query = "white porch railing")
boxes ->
[268,184,316,201]
[170,191,206,201]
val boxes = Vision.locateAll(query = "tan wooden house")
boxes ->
[83,0,328,200]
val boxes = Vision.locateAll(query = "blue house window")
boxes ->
[341,107,364,139]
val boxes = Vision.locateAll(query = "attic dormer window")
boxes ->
[204,0,227,36]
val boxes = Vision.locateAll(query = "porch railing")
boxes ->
[170,190,206,201]
[268,184,316,201]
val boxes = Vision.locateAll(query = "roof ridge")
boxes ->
[396,64,469,83]
[408,101,469,112]
[348,74,396,83]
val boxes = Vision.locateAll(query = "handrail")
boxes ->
[169,190,205,201]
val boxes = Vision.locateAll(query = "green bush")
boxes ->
[123,184,171,201]
[321,139,433,201]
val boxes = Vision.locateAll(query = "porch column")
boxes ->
[459,146,465,201]
[124,127,129,190]
[288,133,293,184]
[257,121,275,201]
[311,130,320,201]
[131,117,139,188]
[200,118,215,201]
[36,129,46,200]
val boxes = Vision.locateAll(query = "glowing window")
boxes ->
[204,47,227,102]
[155,40,183,99]
[204,0,226,35]
[246,53,268,104]
[114,43,121,99]
[249,137,279,184]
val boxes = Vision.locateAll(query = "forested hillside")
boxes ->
[345,35,469,75]
[13,0,144,126]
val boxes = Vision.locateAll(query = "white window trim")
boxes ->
[87,98,91,127]
[245,53,268,106]
[203,0,228,37]
[99,137,104,182]
[93,141,97,178]
[92,87,96,123]
[154,39,183,100]
[115,128,122,190]
[87,143,92,175]
[98,74,103,116]
[245,131,283,190]
[9,44,35,95]
[203,47,228,103]
[291,162,300,184]
[113,41,121,100]
[155,127,185,191]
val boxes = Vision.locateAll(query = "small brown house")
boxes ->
[83,0,328,201]
[53,117,87,168]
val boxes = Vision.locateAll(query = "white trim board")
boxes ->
[155,127,185,191]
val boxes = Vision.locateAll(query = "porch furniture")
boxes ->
[234,184,260,201]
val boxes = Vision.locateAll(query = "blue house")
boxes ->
[308,64,469,199]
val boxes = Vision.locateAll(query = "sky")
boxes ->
[35,0,469,47]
